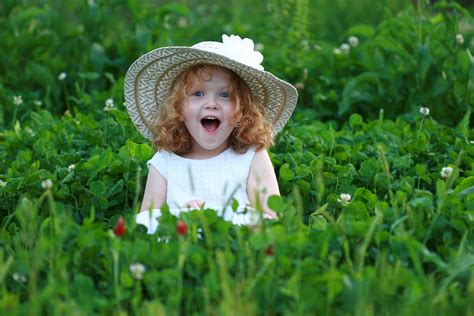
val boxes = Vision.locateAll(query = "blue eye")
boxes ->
[192,91,204,97]
[219,91,229,98]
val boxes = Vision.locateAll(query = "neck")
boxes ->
[181,141,229,159]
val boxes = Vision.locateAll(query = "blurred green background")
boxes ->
[1,0,473,129]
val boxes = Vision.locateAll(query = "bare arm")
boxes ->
[140,165,167,212]
[247,149,280,218]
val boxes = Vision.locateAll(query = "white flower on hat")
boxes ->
[456,34,464,45]
[130,263,146,280]
[440,166,453,179]
[219,35,264,71]
[419,107,430,116]
[348,36,359,47]
[13,95,23,106]
[338,193,352,206]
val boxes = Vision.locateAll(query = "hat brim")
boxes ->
[124,47,298,140]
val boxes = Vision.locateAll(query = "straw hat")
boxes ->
[124,34,298,140]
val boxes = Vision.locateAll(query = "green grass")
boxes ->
[0,0,473,315]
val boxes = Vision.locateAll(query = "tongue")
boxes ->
[202,120,219,133]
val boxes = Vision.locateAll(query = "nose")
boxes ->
[204,96,219,110]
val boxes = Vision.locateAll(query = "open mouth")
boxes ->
[201,116,221,133]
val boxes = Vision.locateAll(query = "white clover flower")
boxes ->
[129,263,146,280]
[456,34,464,45]
[294,82,305,90]
[340,43,350,54]
[58,72,67,81]
[338,193,352,205]
[67,164,76,172]
[64,110,72,117]
[13,95,23,106]
[13,272,27,283]
[163,14,171,29]
[103,98,114,112]
[42,179,53,190]
[177,16,187,28]
[348,36,359,47]
[0,180,7,188]
[254,42,264,52]
[301,40,310,50]
[333,48,341,55]
[470,140,474,144]
[34,100,42,106]
[440,166,453,179]
[419,107,430,116]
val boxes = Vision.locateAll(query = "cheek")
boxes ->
[181,103,193,122]
[227,108,240,126]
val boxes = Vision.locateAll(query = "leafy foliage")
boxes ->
[1,1,472,127]
[1,104,473,314]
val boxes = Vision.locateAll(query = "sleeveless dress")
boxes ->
[136,146,261,233]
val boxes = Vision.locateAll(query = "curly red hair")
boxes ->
[152,64,273,154]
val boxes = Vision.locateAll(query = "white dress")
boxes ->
[136,146,262,233]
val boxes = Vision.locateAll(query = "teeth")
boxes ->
[203,116,218,120]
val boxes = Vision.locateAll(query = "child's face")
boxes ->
[183,66,236,155]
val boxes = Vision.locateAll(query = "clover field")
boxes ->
[1,1,474,315]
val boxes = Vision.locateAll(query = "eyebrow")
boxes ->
[188,84,231,91]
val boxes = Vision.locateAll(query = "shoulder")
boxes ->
[247,148,280,212]
[148,150,172,164]
[247,149,275,184]
[226,146,257,163]
[149,149,172,159]
[148,149,173,178]
[250,149,272,171]
[248,149,278,188]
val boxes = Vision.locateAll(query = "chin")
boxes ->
[200,142,227,151]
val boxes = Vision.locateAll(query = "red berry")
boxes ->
[265,245,274,256]
[176,220,187,236]
[114,216,126,237]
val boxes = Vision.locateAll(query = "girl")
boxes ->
[124,34,298,230]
